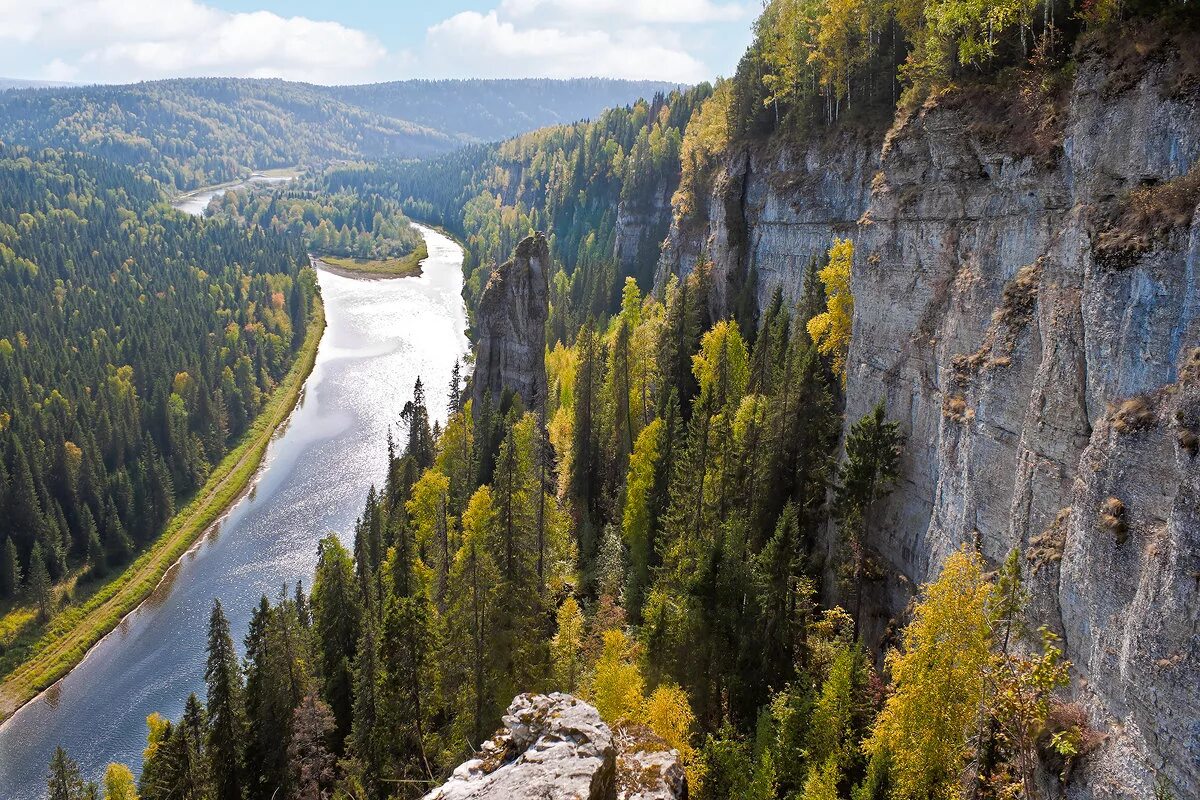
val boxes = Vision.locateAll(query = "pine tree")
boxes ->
[47,747,86,800]
[1,535,20,598]
[834,401,902,637]
[27,540,52,621]
[205,599,246,800]
[312,534,362,749]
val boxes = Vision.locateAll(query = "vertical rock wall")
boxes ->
[471,232,550,415]
[655,39,1200,799]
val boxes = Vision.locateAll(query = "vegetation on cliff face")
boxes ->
[85,233,1086,800]
[31,1,1198,798]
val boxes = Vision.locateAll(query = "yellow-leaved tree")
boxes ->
[590,629,645,724]
[104,763,139,800]
[864,546,996,800]
[807,237,854,385]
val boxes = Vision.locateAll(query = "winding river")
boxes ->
[0,213,469,797]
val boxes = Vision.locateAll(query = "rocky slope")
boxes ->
[422,693,686,800]
[471,233,550,415]
[656,36,1200,800]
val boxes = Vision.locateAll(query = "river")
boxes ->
[0,218,469,797]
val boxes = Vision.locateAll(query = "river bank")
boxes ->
[0,298,326,722]
[0,224,469,798]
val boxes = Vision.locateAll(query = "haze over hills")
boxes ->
[0,77,677,190]
[322,78,680,143]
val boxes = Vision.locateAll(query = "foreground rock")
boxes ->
[471,232,550,416]
[422,693,686,800]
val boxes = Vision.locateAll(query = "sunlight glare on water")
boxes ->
[0,223,468,798]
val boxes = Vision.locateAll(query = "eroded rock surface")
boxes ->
[422,694,686,800]
[471,232,550,416]
[657,37,1200,800]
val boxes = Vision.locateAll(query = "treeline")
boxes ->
[75,237,1094,800]
[675,0,1195,223]
[0,144,317,608]
[210,185,423,263]
[320,86,713,331]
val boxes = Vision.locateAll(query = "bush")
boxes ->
[1099,496,1128,544]
[1111,396,1156,434]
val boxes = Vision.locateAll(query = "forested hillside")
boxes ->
[0,144,317,615]
[208,182,425,269]
[326,78,679,143]
[321,85,712,334]
[0,78,678,192]
[0,79,449,191]
[32,1,1200,799]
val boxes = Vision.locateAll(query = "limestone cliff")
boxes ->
[422,693,687,800]
[471,233,550,415]
[657,35,1199,800]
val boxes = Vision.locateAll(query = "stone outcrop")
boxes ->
[657,34,1199,800]
[422,693,686,800]
[471,233,550,416]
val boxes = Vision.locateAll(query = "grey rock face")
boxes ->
[655,129,881,314]
[421,693,686,800]
[471,233,550,416]
[658,43,1199,800]
[615,181,675,285]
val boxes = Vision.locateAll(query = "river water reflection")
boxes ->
[0,222,468,798]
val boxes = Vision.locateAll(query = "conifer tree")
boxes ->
[834,401,902,637]
[27,540,52,621]
[205,599,245,800]
[47,747,86,800]
[444,486,501,748]
[1,535,20,598]
[312,534,362,749]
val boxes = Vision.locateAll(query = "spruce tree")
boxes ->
[46,746,86,800]
[205,599,246,800]
[27,540,52,621]
[0,535,20,598]
[834,402,903,638]
[312,534,362,749]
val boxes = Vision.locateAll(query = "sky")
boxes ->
[0,0,758,85]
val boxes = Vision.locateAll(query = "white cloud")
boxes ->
[499,0,751,24]
[0,0,741,84]
[0,0,388,84]
[425,10,709,82]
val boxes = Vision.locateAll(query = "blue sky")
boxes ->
[0,0,757,85]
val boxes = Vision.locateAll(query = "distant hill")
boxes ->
[0,77,679,189]
[323,78,680,143]
[0,78,74,91]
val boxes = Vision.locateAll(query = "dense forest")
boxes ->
[320,85,712,332]
[79,258,1089,800]
[0,144,317,615]
[209,184,424,265]
[34,0,1199,799]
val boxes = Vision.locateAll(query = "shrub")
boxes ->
[1099,496,1128,544]
[1111,396,1156,434]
